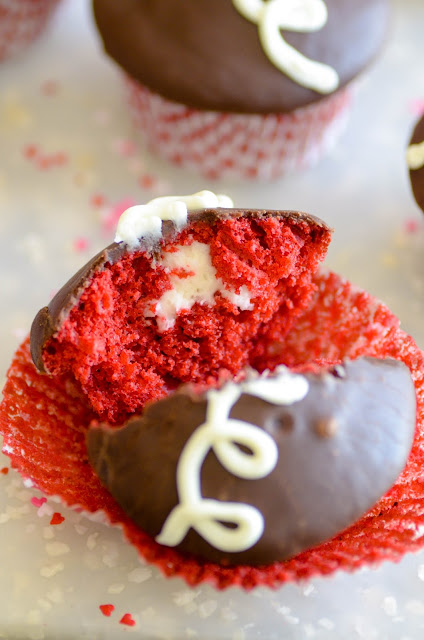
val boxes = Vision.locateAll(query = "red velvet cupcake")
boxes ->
[1,192,423,590]
[0,0,61,62]
[92,0,389,180]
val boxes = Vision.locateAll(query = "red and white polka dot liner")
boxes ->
[0,0,60,62]
[125,77,353,181]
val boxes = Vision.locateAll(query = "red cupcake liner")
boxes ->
[1,270,424,590]
[0,0,60,62]
[124,77,353,181]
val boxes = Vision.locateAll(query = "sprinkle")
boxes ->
[1,468,8,475]
[404,219,420,234]
[23,144,38,159]
[41,80,60,96]
[113,138,137,157]
[101,198,137,235]
[73,237,90,253]
[99,604,115,617]
[408,98,424,117]
[50,512,65,526]
[120,613,136,627]
[31,497,47,509]
[90,193,106,208]
[127,567,152,583]
[139,173,157,190]
[107,583,125,595]
[87,532,99,550]
[45,542,70,557]
[40,562,65,578]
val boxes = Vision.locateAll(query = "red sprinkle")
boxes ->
[23,144,38,159]
[139,173,156,190]
[120,613,136,627]
[99,604,115,617]
[0,467,8,475]
[91,193,106,208]
[41,80,60,96]
[73,237,90,253]
[50,512,65,525]
[31,496,47,508]
[404,219,420,234]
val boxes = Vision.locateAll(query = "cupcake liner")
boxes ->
[0,0,60,62]
[124,77,353,181]
[1,270,424,590]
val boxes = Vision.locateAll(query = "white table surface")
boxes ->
[1,0,424,638]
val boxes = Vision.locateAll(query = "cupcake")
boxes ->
[0,0,61,62]
[92,0,389,180]
[1,191,424,590]
[407,113,424,213]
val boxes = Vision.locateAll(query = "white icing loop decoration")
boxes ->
[115,190,233,248]
[156,370,309,553]
[232,0,339,94]
[406,141,424,170]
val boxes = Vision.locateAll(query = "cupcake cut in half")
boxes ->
[92,0,390,180]
[1,191,424,590]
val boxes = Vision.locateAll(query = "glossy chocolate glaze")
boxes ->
[92,0,389,113]
[87,358,416,566]
[409,115,424,213]
[30,207,331,373]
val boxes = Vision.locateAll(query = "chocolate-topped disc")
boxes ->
[407,115,424,214]
[92,0,389,114]
[87,358,416,566]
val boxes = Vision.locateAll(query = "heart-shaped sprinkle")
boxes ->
[120,613,136,626]
[31,496,47,508]
[50,512,65,525]
[99,604,114,617]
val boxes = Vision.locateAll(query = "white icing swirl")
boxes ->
[406,141,424,170]
[232,0,339,94]
[115,190,233,248]
[155,368,309,553]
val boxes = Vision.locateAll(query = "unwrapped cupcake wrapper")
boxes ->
[124,76,354,180]
[0,0,60,62]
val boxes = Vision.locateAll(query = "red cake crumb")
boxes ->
[1,270,424,589]
[40,215,329,423]
[0,467,8,475]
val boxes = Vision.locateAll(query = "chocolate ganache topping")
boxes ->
[407,115,424,214]
[92,0,389,114]
[87,358,416,566]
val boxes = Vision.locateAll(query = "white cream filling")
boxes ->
[232,0,339,94]
[115,190,233,249]
[145,241,253,332]
[406,141,424,170]
[156,368,309,553]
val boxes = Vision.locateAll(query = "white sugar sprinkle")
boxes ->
[86,532,99,550]
[107,583,125,594]
[46,587,64,604]
[382,596,398,616]
[74,524,88,535]
[43,527,55,540]
[128,567,152,583]
[45,542,70,557]
[198,600,218,618]
[40,562,65,578]
[172,590,200,607]
[318,618,335,630]
[418,564,424,581]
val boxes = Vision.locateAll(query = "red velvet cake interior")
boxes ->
[34,212,331,423]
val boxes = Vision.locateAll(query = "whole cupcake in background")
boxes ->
[92,0,389,180]
[0,0,61,62]
[407,113,424,213]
